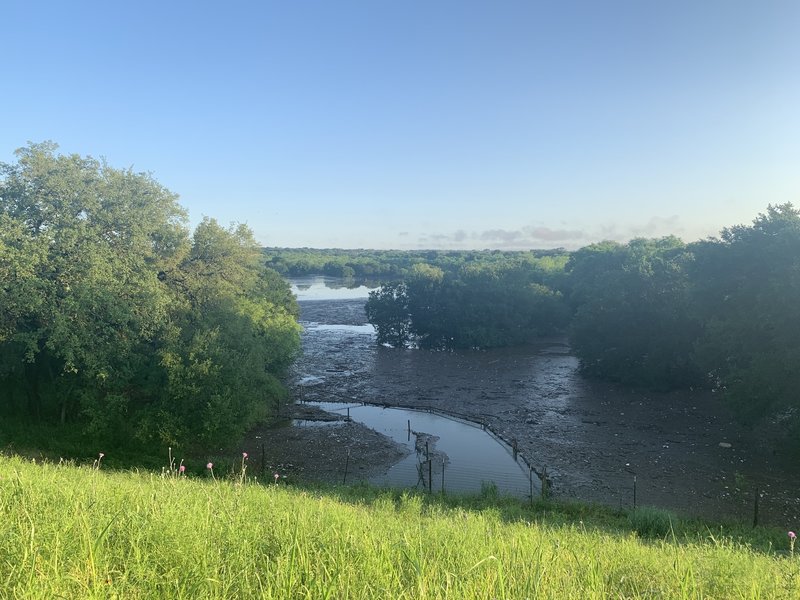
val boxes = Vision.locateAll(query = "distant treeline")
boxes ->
[263,247,569,280]
[0,143,300,450]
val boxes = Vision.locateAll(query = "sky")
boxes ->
[2,1,799,250]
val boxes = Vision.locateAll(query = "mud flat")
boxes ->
[250,279,799,525]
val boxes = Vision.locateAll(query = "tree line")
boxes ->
[0,143,300,450]
[264,246,568,280]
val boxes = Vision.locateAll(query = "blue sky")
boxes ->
[2,1,798,249]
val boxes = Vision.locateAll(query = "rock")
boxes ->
[719,442,732,448]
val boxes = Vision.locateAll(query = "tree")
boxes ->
[365,282,411,347]
[0,143,300,449]
[690,204,800,431]
[566,237,701,389]
[365,261,569,350]
[0,142,187,424]
[149,218,300,447]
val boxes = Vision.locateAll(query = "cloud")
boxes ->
[475,226,587,247]
[412,216,689,250]
[598,215,684,241]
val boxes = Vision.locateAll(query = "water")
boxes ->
[290,275,378,301]
[304,323,375,335]
[289,275,541,497]
[305,401,537,497]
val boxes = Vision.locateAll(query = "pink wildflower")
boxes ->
[179,465,186,473]
[206,462,213,470]
[242,452,248,459]
[99,453,105,459]
[273,472,279,483]
[790,531,797,540]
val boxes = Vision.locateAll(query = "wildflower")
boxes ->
[242,452,248,459]
[790,531,797,556]
[207,462,213,470]
[179,465,186,473]
[99,452,105,459]
[273,472,280,484]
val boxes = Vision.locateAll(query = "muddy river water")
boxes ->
[281,276,799,525]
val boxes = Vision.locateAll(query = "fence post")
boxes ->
[260,442,266,477]
[753,487,760,528]
[529,466,534,507]
[541,466,548,499]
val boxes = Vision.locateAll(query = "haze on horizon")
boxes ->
[2,1,798,251]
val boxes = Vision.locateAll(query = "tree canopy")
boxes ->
[0,143,300,449]
[366,258,569,350]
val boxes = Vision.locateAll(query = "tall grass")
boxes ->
[0,454,795,599]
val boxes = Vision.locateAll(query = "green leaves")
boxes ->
[566,237,701,389]
[366,282,411,347]
[366,261,568,350]
[0,143,300,450]
[690,204,800,434]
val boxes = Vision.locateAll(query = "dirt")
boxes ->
[247,296,800,526]
[240,403,410,485]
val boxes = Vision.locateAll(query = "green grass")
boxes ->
[0,454,797,599]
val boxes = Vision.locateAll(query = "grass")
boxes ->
[0,453,797,599]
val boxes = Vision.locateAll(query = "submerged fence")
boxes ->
[291,394,784,526]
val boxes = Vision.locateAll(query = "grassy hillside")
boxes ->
[0,454,794,599]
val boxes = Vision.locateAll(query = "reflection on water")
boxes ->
[304,323,375,335]
[306,402,536,496]
[290,276,379,301]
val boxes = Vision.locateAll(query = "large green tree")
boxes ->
[690,204,800,428]
[566,237,701,389]
[0,143,299,449]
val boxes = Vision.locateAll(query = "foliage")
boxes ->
[0,143,299,449]
[565,237,702,389]
[265,246,570,281]
[364,281,412,346]
[559,204,800,438]
[0,454,794,599]
[689,204,800,434]
[366,259,570,350]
